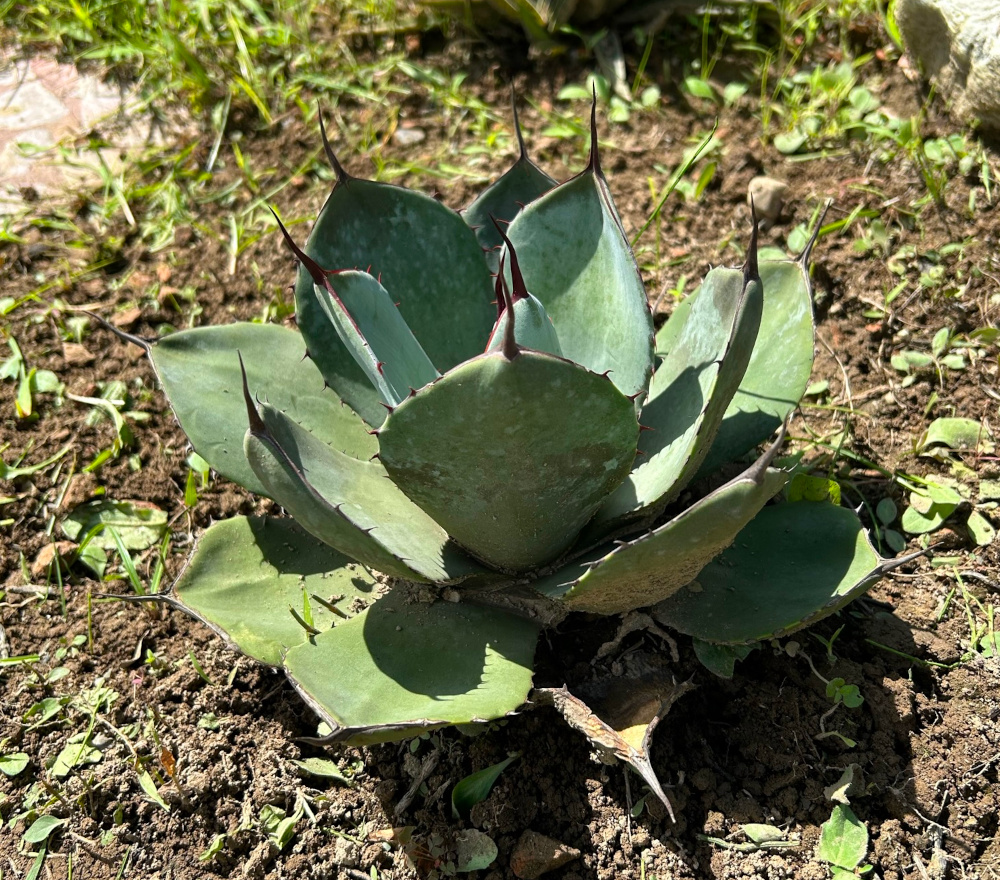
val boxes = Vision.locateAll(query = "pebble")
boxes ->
[241,841,273,879]
[112,306,142,329]
[62,342,95,366]
[747,176,790,224]
[393,126,426,147]
[60,472,98,510]
[510,831,580,879]
[31,541,76,578]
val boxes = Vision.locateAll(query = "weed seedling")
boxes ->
[786,641,864,747]
[451,751,520,819]
[812,626,845,663]
[817,804,873,879]
[873,498,907,554]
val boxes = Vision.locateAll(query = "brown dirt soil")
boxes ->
[2,19,999,880]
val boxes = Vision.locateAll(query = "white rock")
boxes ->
[894,0,1000,129]
[0,80,68,130]
[392,126,426,147]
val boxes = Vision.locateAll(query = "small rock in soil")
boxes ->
[242,840,273,879]
[510,831,581,879]
[63,342,95,365]
[630,827,651,849]
[747,175,790,224]
[393,126,426,147]
[112,306,143,328]
[31,540,76,578]
[703,810,726,835]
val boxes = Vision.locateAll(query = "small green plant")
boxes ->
[812,625,844,663]
[789,640,865,747]
[103,102,903,816]
[874,498,906,554]
[817,804,873,879]
[891,327,970,388]
[826,677,864,709]
[451,752,520,818]
[938,572,999,660]
[260,802,303,851]
[0,742,30,777]
[766,60,882,155]
[558,73,661,126]
[1,337,63,422]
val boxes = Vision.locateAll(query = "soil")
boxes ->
[2,15,999,880]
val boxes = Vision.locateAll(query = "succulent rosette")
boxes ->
[121,103,901,811]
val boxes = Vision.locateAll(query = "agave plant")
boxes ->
[113,103,901,814]
[419,0,744,38]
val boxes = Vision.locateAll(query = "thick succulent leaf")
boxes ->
[535,677,694,821]
[485,292,562,356]
[485,223,562,357]
[311,270,440,406]
[658,247,814,478]
[502,129,653,403]
[652,502,887,645]
[533,430,788,614]
[172,516,378,666]
[588,262,763,537]
[284,589,541,745]
[244,399,485,584]
[296,174,495,423]
[463,127,556,274]
[149,323,376,496]
[377,350,639,572]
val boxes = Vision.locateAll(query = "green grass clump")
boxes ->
[2,0,365,122]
